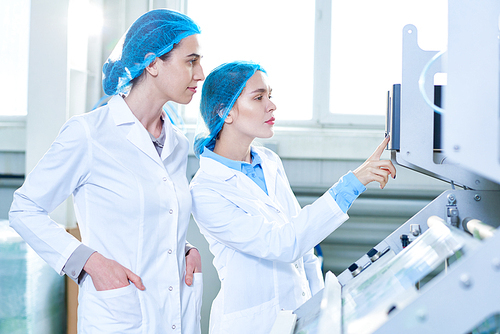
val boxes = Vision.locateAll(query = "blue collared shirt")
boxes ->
[328,171,366,213]
[201,147,366,213]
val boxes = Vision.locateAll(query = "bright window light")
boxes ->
[68,0,103,71]
[186,0,315,121]
[329,0,448,116]
[0,0,30,116]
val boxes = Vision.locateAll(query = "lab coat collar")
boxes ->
[257,148,277,201]
[108,95,178,168]
[160,120,179,161]
[199,146,279,204]
[109,95,135,125]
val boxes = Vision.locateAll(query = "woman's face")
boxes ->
[227,71,276,141]
[157,34,205,104]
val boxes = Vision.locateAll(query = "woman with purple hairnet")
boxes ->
[10,9,204,333]
[190,61,396,333]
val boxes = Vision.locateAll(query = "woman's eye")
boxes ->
[255,96,263,100]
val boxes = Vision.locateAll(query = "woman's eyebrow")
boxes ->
[249,88,267,94]
[186,53,201,58]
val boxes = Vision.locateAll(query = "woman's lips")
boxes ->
[265,117,275,125]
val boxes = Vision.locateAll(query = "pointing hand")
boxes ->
[353,136,396,189]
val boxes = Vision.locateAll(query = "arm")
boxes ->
[9,117,144,291]
[9,118,91,274]
[191,181,348,263]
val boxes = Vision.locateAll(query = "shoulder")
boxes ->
[190,160,220,190]
[54,104,115,149]
[68,103,111,128]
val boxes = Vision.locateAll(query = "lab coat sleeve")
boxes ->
[190,182,349,263]
[9,117,91,275]
[302,248,325,295]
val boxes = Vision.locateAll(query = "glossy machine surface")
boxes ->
[270,1,500,333]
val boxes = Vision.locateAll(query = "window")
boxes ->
[0,0,30,116]
[328,0,448,123]
[185,0,447,127]
[186,0,316,121]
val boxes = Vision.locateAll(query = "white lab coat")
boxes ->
[190,146,349,334]
[9,95,202,334]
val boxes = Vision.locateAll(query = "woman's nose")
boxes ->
[268,100,277,112]
[194,64,205,81]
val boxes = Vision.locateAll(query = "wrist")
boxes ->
[83,252,102,276]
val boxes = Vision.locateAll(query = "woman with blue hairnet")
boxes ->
[10,9,204,333]
[190,61,396,333]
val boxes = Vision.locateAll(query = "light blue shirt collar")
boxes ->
[201,147,263,172]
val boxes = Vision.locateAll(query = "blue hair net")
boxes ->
[193,61,266,158]
[102,9,201,96]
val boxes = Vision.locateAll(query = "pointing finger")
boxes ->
[369,136,390,161]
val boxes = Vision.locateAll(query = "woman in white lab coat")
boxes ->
[190,61,396,333]
[10,9,204,334]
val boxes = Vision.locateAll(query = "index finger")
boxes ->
[369,136,390,160]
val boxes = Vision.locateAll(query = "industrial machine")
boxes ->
[272,1,500,333]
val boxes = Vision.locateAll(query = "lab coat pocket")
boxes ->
[181,272,203,334]
[220,298,279,334]
[82,283,143,334]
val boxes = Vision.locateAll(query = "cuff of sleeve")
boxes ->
[328,171,366,213]
[62,244,96,285]
[185,241,197,256]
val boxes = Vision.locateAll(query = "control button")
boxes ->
[367,248,381,262]
[400,234,409,248]
[348,263,362,277]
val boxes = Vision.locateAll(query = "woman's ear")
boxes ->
[145,58,159,77]
[225,105,238,124]
[224,112,233,124]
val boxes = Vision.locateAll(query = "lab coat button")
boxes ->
[168,249,172,254]
[169,286,173,291]
[302,292,305,296]
[71,270,76,276]
[295,264,298,269]
[163,177,167,181]
[169,209,173,214]
[172,325,176,329]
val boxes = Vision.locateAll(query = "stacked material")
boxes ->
[0,220,65,334]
